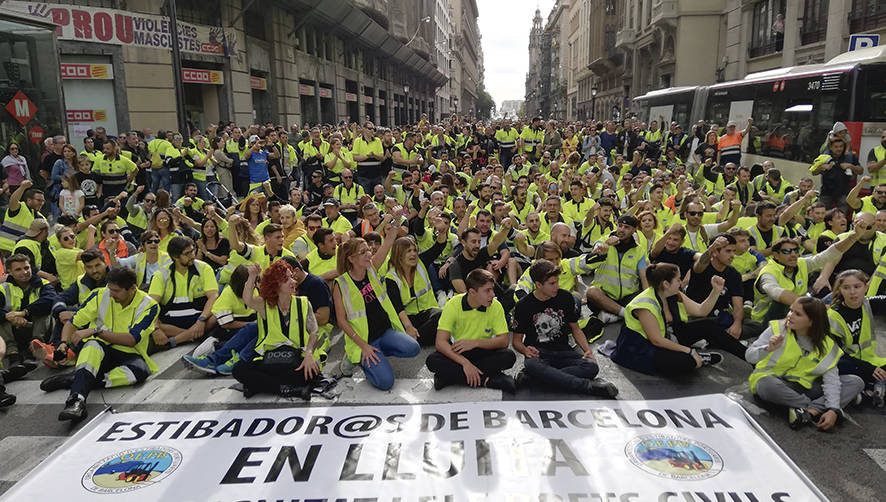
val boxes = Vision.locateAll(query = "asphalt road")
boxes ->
[0,323,884,501]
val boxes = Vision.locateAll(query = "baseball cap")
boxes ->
[323,198,340,207]
[726,120,737,127]
[24,219,49,238]
[248,135,260,143]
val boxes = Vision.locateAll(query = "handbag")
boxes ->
[261,299,305,367]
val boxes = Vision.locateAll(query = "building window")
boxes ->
[801,0,828,45]
[174,0,221,26]
[243,3,266,41]
[850,0,886,32]
[749,0,786,58]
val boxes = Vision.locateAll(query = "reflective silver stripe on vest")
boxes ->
[1,283,11,310]
[807,343,840,376]
[336,275,366,321]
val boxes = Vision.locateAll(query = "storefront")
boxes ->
[0,12,64,168]
[181,67,224,131]
[60,57,117,148]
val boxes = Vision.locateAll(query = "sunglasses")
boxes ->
[61,234,74,241]
[106,228,119,234]
[876,191,886,196]
[687,211,704,216]
[775,247,800,255]
[145,198,156,203]
[146,239,160,244]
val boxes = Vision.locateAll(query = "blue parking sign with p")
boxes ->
[850,34,880,51]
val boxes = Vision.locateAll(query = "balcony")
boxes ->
[352,0,389,29]
[615,28,635,49]
[651,0,678,27]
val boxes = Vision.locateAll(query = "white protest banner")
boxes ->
[1,394,826,502]
[6,1,241,58]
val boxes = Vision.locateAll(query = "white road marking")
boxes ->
[0,436,67,482]
[863,448,886,472]
[8,377,501,406]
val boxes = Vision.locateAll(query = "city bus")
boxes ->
[632,45,886,183]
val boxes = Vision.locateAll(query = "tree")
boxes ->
[476,86,495,120]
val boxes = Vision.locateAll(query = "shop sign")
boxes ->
[66,110,107,123]
[319,88,332,99]
[250,76,267,90]
[5,90,37,126]
[29,126,44,144]
[345,92,357,102]
[7,1,241,58]
[181,68,224,85]
[363,96,373,104]
[60,63,113,80]
[299,84,315,96]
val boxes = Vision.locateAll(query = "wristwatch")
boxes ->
[198,315,208,322]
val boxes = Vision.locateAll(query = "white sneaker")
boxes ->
[599,312,622,324]
[437,291,449,308]
[192,336,218,358]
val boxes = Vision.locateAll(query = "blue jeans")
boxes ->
[208,322,258,365]
[151,167,171,194]
[170,181,184,202]
[361,328,420,390]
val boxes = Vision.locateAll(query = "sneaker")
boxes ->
[192,336,218,359]
[485,374,517,394]
[30,340,55,368]
[787,407,812,430]
[279,384,312,400]
[181,354,218,375]
[0,362,36,384]
[340,357,355,377]
[437,290,448,308]
[586,379,619,398]
[40,372,75,392]
[58,394,87,422]
[699,351,723,367]
[873,381,886,408]
[0,385,15,408]
[215,352,240,376]
[514,369,530,389]
[599,311,622,324]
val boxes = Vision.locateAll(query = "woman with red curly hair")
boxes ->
[232,261,321,399]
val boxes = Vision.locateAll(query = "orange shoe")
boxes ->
[30,340,57,368]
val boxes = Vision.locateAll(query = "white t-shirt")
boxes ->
[59,189,84,216]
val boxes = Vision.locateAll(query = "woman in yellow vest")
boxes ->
[114,230,171,291]
[148,208,182,254]
[747,297,864,430]
[612,262,747,376]
[234,261,320,399]
[332,226,419,390]
[385,231,449,346]
[828,270,886,407]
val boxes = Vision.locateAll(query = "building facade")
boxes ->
[450,0,481,115]
[535,0,886,123]
[4,0,450,149]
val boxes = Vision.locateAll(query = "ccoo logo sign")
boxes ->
[5,90,37,126]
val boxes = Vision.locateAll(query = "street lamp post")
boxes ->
[591,82,598,121]
[453,96,459,115]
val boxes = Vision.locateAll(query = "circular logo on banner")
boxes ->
[625,434,723,480]
[82,447,182,494]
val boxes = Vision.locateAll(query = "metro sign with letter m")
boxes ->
[5,91,37,126]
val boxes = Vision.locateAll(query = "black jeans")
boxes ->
[654,318,748,377]
[426,348,516,387]
[409,308,442,347]
[524,349,599,392]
